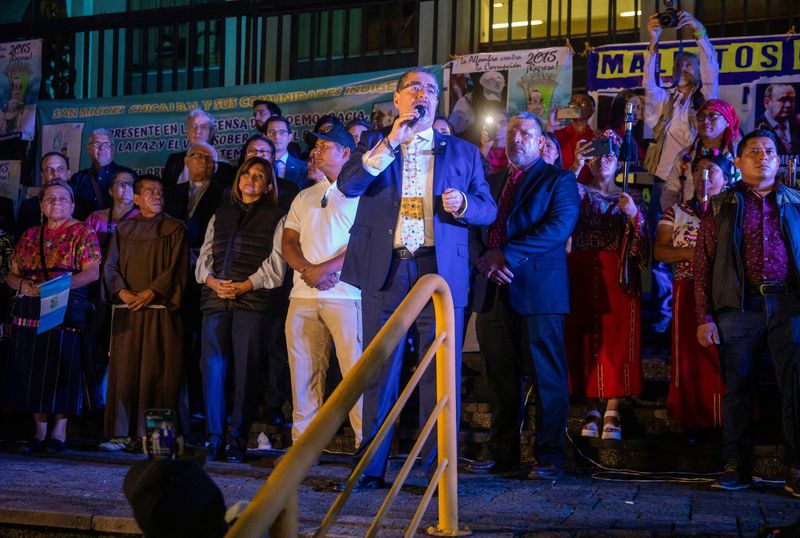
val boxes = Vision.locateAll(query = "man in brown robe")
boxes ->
[103,175,189,446]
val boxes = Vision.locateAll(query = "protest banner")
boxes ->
[0,160,21,206]
[587,34,800,138]
[445,47,572,143]
[37,67,441,181]
[0,39,41,141]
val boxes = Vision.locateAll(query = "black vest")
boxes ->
[201,198,285,314]
[710,182,800,314]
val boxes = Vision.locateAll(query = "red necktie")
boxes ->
[487,167,524,248]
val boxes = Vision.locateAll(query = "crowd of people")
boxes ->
[1,10,799,499]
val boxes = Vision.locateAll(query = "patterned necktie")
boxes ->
[487,167,524,249]
[776,123,792,152]
[399,136,425,252]
[275,159,286,178]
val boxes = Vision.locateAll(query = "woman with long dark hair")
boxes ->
[196,157,288,462]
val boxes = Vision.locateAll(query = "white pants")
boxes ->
[286,298,363,447]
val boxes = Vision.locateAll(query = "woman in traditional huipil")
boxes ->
[5,180,101,452]
[566,132,650,441]
[655,152,732,428]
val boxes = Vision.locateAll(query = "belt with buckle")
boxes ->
[747,281,788,296]
[393,246,435,259]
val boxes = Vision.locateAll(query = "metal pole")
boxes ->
[430,282,462,536]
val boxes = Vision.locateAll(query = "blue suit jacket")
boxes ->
[338,129,497,308]
[281,154,309,191]
[470,158,579,315]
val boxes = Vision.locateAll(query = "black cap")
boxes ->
[312,122,356,152]
[123,459,228,538]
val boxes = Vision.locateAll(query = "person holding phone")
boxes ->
[480,109,510,176]
[565,132,649,442]
[549,93,596,184]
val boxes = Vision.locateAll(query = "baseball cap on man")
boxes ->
[311,123,356,152]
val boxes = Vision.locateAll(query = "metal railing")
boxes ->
[225,273,463,538]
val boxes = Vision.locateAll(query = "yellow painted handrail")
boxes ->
[225,273,461,538]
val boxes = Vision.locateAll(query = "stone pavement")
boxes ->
[1,449,799,537]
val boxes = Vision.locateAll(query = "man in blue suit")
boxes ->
[337,67,497,491]
[266,115,309,191]
[466,112,579,480]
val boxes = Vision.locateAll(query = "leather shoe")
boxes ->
[712,459,751,491]
[226,442,246,463]
[46,439,66,453]
[21,438,46,453]
[205,436,224,463]
[785,466,800,498]
[464,458,496,474]
[336,474,388,492]
[527,464,564,481]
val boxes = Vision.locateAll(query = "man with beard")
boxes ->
[70,129,134,220]
[642,10,718,337]
[466,112,579,479]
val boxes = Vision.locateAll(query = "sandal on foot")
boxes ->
[601,410,622,440]
[581,410,602,438]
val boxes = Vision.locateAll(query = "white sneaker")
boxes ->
[99,438,129,452]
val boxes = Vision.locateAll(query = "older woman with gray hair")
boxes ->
[162,109,235,189]
[4,180,101,453]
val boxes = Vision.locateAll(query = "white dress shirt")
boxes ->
[362,127,436,249]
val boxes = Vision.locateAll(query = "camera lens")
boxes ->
[658,8,678,28]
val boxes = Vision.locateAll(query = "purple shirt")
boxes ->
[694,184,790,324]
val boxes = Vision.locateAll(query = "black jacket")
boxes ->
[200,198,285,314]
[709,182,800,314]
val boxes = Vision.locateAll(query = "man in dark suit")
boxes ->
[265,115,308,191]
[756,83,800,155]
[69,129,134,220]
[466,112,579,480]
[337,67,497,491]
[164,141,225,432]
[16,152,70,240]
[162,109,235,190]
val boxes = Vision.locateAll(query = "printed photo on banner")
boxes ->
[754,81,800,156]
[0,39,42,141]
[37,67,437,176]
[0,160,21,206]
[371,101,399,129]
[446,48,573,145]
[587,34,800,146]
[41,123,85,179]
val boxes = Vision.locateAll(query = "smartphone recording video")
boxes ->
[556,107,582,120]
[144,408,183,460]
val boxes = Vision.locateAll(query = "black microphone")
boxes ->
[407,105,426,128]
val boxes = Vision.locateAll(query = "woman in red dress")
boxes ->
[655,152,732,428]
[566,132,650,441]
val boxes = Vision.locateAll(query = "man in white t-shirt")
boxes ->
[281,123,363,446]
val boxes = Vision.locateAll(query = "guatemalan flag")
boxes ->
[37,273,71,334]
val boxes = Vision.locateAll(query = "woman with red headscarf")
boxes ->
[660,98,742,210]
